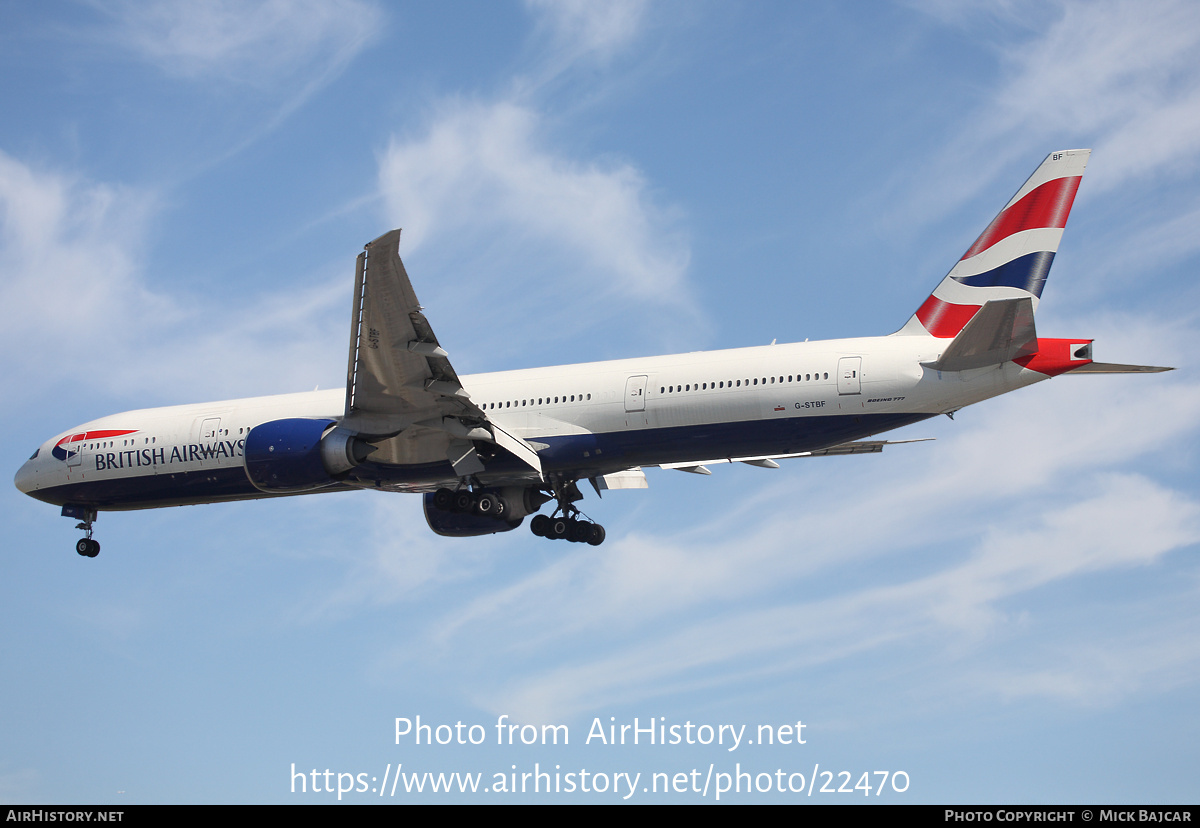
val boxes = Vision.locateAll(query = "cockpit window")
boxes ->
[29,448,39,460]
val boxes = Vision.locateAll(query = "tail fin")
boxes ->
[895,149,1091,337]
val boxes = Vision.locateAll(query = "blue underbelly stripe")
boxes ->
[31,412,934,509]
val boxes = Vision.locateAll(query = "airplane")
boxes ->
[14,149,1172,557]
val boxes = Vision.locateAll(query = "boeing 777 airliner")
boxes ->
[14,150,1170,556]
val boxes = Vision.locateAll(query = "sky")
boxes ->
[2,0,1199,804]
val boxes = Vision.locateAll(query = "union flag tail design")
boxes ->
[895,149,1090,338]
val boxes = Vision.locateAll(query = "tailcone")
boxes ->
[1014,338,1094,376]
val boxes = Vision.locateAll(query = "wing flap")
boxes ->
[655,439,933,471]
[589,468,649,496]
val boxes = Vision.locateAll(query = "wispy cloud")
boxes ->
[93,0,382,86]
[338,359,1200,722]
[86,0,383,162]
[897,0,1200,234]
[525,0,648,67]
[985,0,1200,193]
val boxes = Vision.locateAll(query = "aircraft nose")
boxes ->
[14,459,36,495]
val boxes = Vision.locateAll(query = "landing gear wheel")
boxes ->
[530,514,550,537]
[475,493,507,517]
[567,519,592,543]
[549,517,570,540]
[69,508,100,558]
[587,524,606,546]
[453,491,476,513]
[433,488,454,511]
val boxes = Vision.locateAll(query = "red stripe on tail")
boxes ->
[915,296,981,338]
[961,176,1081,260]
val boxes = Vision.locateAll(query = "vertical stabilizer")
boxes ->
[895,149,1090,337]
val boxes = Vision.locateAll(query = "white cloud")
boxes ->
[94,0,382,86]
[525,0,648,65]
[0,151,156,389]
[0,150,349,403]
[377,99,696,347]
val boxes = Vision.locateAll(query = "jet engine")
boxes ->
[244,419,373,493]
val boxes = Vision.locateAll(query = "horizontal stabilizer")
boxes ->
[921,297,1037,372]
[1066,362,1174,374]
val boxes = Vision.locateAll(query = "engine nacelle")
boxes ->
[244,418,372,493]
[423,493,523,537]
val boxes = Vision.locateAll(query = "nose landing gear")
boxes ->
[63,505,99,558]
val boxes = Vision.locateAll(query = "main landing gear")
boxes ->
[63,505,99,558]
[530,513,605,545]
[529,477,606,545]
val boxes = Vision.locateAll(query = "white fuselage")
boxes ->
[15,333,1045,511]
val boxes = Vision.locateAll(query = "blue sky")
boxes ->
[3,0,1199,804]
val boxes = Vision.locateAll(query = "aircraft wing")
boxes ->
[340,230,542,478]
